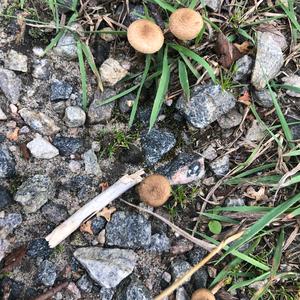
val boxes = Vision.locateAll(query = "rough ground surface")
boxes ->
[0,0,300,300]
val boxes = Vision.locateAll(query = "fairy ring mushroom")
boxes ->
[127,19,164,54]
[169,8,204,40]
[191,288,216,300]
[137,174,171,207]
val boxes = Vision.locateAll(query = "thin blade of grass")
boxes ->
[270,229,284,278]
[179,53,200,79]
[149,46,170,130]
[129,54,152,127]
[169,43,217,83]
[237,28,255,44]
[76,41,88,111]
[278,0,300,32]
[210,206,271,213]
[283,149,300,157]
[225,192,300,258]
[189,0,198,9]
[178,60,190,101]
[81,42,103,92]
[199,212,240,224]
[148,0,176,12]
[228,272,270,291]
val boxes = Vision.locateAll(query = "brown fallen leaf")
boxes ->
[233,41,251,54]
[7,128,19,141]
[19,143,30,160]
[238,90,251,106]
[80,220,93,235]
[97,206,116,222]
[1,245,27,273]
[215,32,245,68]
[244,186,268,201]
[99,181,109,192]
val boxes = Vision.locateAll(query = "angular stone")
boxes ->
[115,277,151,300]
[0,68,22,103]
[77,274,93,293]
[100,58,128,86]
[0,186,13,209]
[0,147,16,178]
[83,149,101,176]
[141,128,176,166]
[5,50,28,73]
[41,202,68,225]
[91,216,106,235]
[170,259,192,282]
[14,175,55,213]
[176,84,236,129]
[27,136,59,159]
[52,136,84,156]
[209,155,230,177]
[73,247,137,288]
[204,0,222,11]
[0,108,7,120]
[37,260,57,286]
[19,108,60,136]
[64,106,86,127]
[99,288,115,300]
[54,28,78,60]
[0,213,22,232]
[282,75,300,97]
[147,233,170,253]
[252,88,275,108]
[201,145,217,161]
[217,108,243,129]
[188,248,208,289]
[234,55,253,82]
[32,59,50,79]
[251,32,284,90]
[88,89,116,124]
[245,120,265,142]
[27,238,52,258]
[50,80,73,101]
[106,211,151,249]
[158,153,205,185]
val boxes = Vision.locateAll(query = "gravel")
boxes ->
[77,274,93,293]
[14,175,55,213]
[252,88,275,108]
[100,58,128,86]
[141,128,176,166]
[0,147,16,178]
[27,238,52,259]
[64,106,86,127]
[233,55,253,82]
[32,59,51,79]
[41,202,68,225]
[188,248,208,289]
[5,49,28,73]
[26,136,59,159]
[0,67,22,103]
[91,216,106,235]
[0,107,7,120]
[106,211,151,249]
[217,108,243,129]
[52,136,85,156]
[115,277,151,300]
[83,149,101,176]
[50,80,73,101]
[147,233,170,253]
[170,259,192,282]
[209,155,230,177]
[37,260,57,286]
[74,247,137,288]
[0,186,13,209]
[176,84,236,129]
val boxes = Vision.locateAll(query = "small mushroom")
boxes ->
[127,19,164,54]
[137,174,171,207]
[169,8,203,40]
[191,288,216,300]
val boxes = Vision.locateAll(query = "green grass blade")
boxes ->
[169,43,217,83]
[270,229,284,278]
[129,54,152,127]
[149,46,170,130]
[278,0,300,32]
[178,60,190,101]
[237,28,255,44]
[210,206,271,213]
[229,272,270,291]
[189,0,198,9]
[20,0,26,9]
[225,192,300,258]
[179,53,200,79]
[149,0,176,12]
[76,41,88,110]
[81,42,103,92]
[283,149,300,157]
[200,212,240,224]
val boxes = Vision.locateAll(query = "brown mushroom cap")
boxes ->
[169,8,203,40]
[127,19,164,54]
[137,174,171,207]
[191,288,216,300]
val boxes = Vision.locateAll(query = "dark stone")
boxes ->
[41,202,68,225]
[65,175,98,192]
[170,259,192,280]
[119,93,135,113]
[158,153,205,185]
[27,238,52,259]
[141,128,176,166]
[0,186,13,209]
[50,80,73,101]
[0,134,5,143]
[115,277,151,300]
[118,144,144,165]
[0,213,22,231]
[0,277,24,300]
[209,155,230,177]
[106,211,151,249]
[0,147,16,178]
[128,5,145,23]
[24,287,38,299]
[37,260,57,286]
[94,40,110,68]
[188,248,208,289]
[233,55,253,82]
[99,288,115,300]
[91,216,106,235]
[147,233,170,253]
[251,88,274,108]
[176,84,236,129]
[52,136,85,156]
[77,274,93,293]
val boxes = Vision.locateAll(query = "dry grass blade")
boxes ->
[154,231,244,300]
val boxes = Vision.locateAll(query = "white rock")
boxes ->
[83,149,101,176]
[27,136,59,159]
[100,58,128,86]
[68,160,81,173]
[0,108,7,120]
[282,75,300,97]
[5,50,28,73]
[33,47,45,57]
[64,106,86,127]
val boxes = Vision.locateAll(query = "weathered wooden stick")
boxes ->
[46,170,145,248]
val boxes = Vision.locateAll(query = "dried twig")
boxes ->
[121,200,215,251]
[33,282,69,300]
[154,231,244,300]
[46,170,144,248]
